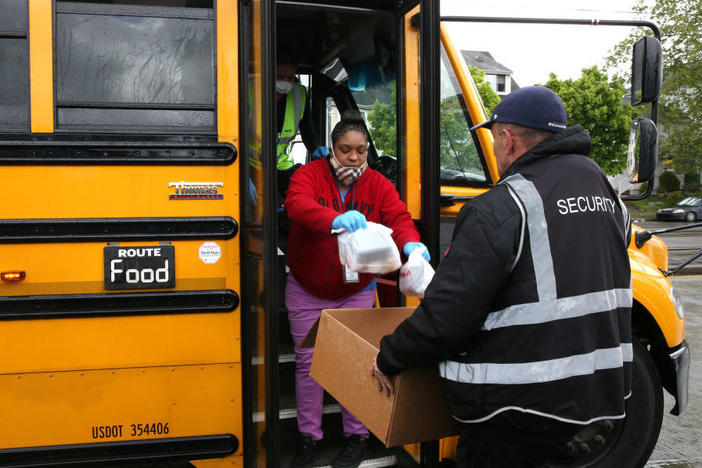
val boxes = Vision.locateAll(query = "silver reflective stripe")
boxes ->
[450,406,626,425]
[502,174,556,301]
[320,57,349,83]
[483,287,633,330]
[618,196,632,247]
[442,173,632,387]
[439,343,633,385]
[504,184,525,273]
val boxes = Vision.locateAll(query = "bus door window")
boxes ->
[438,48,490,188]
[0,0,29,132]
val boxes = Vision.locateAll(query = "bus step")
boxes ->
[281,435,407,468]
[250,344,294,366]
[311,455,397,468]
[279,342,295,363]
[278,393,340,420]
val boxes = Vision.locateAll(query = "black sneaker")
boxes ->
[331,435,367,468]
[290,434,316,468]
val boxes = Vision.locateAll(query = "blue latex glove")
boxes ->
[248,178,258,206]
[312,146,330,160]
[403,242,431,262]
[331,210,367,233]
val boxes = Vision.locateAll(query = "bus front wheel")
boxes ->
[549,338,664,468]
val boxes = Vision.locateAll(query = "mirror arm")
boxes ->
[440,193,457,207]
[634,221,702,248]
[634,230,653,249]
[620,182,653,201]
[667,248,702,276]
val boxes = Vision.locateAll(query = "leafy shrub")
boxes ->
[683,173,700,193]
[658,171,680,193]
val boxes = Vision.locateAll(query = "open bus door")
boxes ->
[240,0,444,466]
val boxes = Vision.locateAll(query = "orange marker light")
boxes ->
[1,271,26,282]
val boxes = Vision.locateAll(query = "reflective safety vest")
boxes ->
[276,83,306,171]
[438,151,633,425]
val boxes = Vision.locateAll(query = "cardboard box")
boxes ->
[301,307,459,447]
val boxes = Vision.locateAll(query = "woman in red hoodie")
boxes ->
[284,110,429,468]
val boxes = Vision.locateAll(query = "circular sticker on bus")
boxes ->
[199,242,222,264]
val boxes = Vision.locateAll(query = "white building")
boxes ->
[460,50,519,96]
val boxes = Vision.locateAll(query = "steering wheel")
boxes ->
[371,155,397,184]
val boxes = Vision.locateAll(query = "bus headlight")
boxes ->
[671,286,685,319]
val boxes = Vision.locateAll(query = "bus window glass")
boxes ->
[439,49,489,186]
[341,20,397,163]
[0,0,28,33]
[0,39,29,131]
[350,80,395,158]
[55,3,215,133]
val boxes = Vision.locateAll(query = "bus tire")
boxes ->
[550,338,664,468]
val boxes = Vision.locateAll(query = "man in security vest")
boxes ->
[372,86,632,467]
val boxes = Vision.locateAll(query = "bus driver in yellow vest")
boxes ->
[248,53,328,205]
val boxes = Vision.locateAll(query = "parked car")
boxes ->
[656,197,702,221]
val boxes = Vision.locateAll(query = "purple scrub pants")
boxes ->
[285,273,373,441]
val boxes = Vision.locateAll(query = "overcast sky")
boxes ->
[441,0,642,87]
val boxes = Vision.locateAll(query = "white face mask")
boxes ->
[275,80,294,94]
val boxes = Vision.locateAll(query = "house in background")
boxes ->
[460,50,519,96]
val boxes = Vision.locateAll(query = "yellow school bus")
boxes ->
[0,1,687,467]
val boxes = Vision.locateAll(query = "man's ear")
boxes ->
[502,128,516,155]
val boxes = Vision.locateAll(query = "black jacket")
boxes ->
[378,125,632,424]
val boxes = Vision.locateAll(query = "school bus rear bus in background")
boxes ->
[0,0,688,467]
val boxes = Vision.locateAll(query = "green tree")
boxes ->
[367,83,397,156]
[658,171,681,193]
[606,0,702,175]
[468,65,500,114]
[367,66,501,157]
[544,67,638,175]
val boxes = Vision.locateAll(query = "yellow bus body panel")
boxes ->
[1,0,244,461]
[630,252,685,347]
[217,0,239,145]
[403,5,421,218]
[439,186,489,217]
[0,363,242,458]
[29,0,53,133]
[0,311,240,374]
[0,166,238,218]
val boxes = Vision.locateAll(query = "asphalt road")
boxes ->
[633,220,702,276]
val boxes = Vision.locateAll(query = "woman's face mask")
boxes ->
[329,130,369,186]
[275,80,294,94]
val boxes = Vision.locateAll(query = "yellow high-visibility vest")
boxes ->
[276,83,306,170]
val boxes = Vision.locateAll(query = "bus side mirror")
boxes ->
[627,118,657,184]
[631,36,662,105]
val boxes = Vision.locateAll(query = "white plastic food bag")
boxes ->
[337,222,402,274]
[399,247,434,298]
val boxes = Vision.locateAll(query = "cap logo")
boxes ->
[547,122,566,129]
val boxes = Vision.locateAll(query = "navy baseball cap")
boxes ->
[470,86,567,133]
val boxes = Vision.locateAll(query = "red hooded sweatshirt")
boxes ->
[285,158,420,299]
